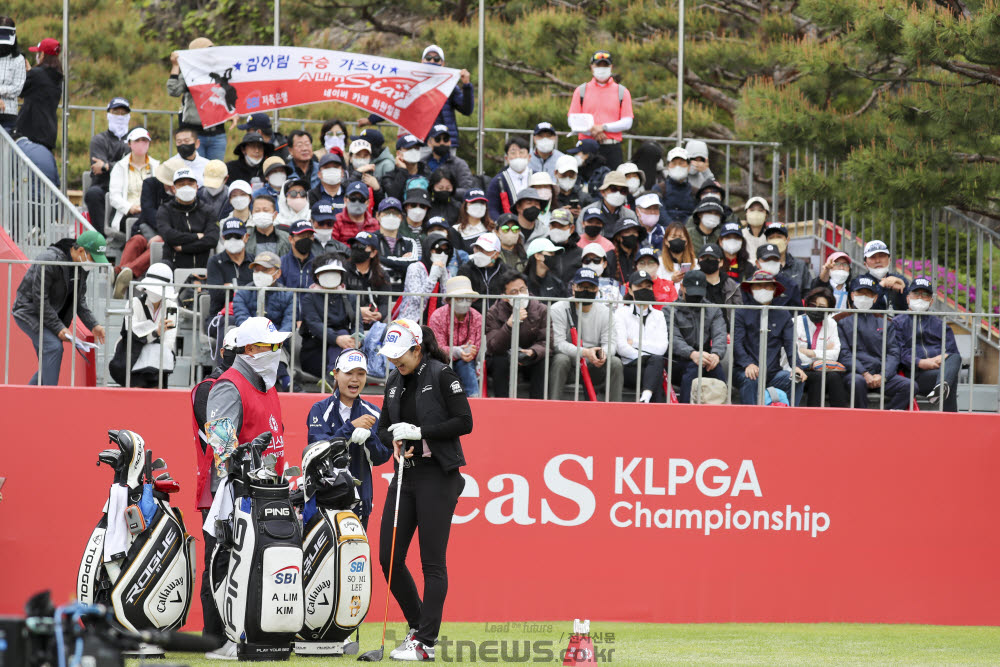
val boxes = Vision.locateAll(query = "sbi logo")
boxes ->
[385,332,399,343]
[349,555,367,573]
[273,565,300,584]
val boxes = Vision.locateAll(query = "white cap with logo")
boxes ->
[335,350,368,373]
[379,319,423,359]
[235,316,291,347]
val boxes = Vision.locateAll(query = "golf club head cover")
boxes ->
[110,429,147,491]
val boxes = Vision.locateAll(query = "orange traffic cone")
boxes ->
[562,619,597,665]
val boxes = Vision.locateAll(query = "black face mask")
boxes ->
[221,348,238,370]
[806,309,826,324]
[522,206,541,223]
[432,190,452,204]
[575,288,598,302]
[350,246,371,263]
[668,238,687,254]
[584,224,603,239]
[176,143,197,159]
[699,258,720,274]
[432,144,451,157]
[620,235,639,250]
[684,293,703,303]
[633,288,655,303]
[294,237,313,254]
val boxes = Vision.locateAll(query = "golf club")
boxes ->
[357,451,406,662]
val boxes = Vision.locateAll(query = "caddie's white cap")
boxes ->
[379,319,423,359]
[635,193,661,209]
[335,349,368,373]
[235,316,290,346]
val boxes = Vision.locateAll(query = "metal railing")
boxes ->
[0,128,94,257]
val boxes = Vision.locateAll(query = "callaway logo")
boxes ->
[155,577,185,613]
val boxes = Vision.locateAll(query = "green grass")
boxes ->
[134,622,1000,665]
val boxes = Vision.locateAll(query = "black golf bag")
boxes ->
[209,432,304,661]
[76,430,196,640]
[294,439,371,656]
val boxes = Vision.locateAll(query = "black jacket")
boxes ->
[15,65,62,149]
[548,232,584,285]
[381,163,428,201]
[458,260,510,312]
[378,232,420,290]
[225,157,264,186]
[526,257,569,300]
[299,288,354,344]
[88,130,129,190]
[12,239,98,333]
[134,176,170,238]
[156,198,220,269]
[206,251,255,317]
[343,263,391,326]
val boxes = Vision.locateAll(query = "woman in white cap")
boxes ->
[108,127,159,235]
[375,319,472,662]
[299,254,357,382]
[108,262,178,388]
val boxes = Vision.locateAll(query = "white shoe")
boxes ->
[390,638,434,661]
[205,640,238,660]
[389,629,417,659]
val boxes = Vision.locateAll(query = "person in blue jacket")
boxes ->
[892,277,961,411]
[307,350,391,527]
[837,275,913,410]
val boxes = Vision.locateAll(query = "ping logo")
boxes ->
[348,555,367,573]
[263,506,290,517]
[273,565,299,585]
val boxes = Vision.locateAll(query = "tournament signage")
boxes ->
[176,46,462,139]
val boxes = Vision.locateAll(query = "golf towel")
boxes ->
[203,477,235,533]
[104,483,130,562]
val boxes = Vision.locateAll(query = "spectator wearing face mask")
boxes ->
[549,268,623,401]
[527,122,564,179]
[658,222,696,284]
[672,270,728,403]
[617,161,646,203]
[375,197,420,290]
[428,167,462,225]
[346,138,385,205]
[794,286,849,408]
[718,222,754,283]
[577,207,615,253]
[428,276,483,397]
[225,180,253,224]
[634,193,664,250]
[233,251,293,329]
[684,140,715,192]
[109,262,178,388]
[85,96,131,234]
[485,272,552,399]
[555,154,593,214]
[454,189,492,249]
[566,138,609,196]
[398,232,465,321]
[353,128,395,182]
[424,124,475,193]
[107,128,158,237]
[527,171,557,225]
[458,232,510,312]
[754,243,801,307]
[813,250,853,309]
[579,242,623,302]
[861,240,908,312]
[606,217,646,288]
[568,51,633,170]
[277,177,311,229]
[837,275,912,409]
[300,255,356,379]
[226,132,273,189]
[245,194,290,257]
[763,222,811,299]
[695,182,734,221]
[238,113,289,161]
[255,155,292,199]
[734,271,804,405]
[525,237,568,300]
[656,147,696,223]
[198,160,231,220]
[401,189,432,244]
[169,127,209,184]
[634,247,676,304]
[686,199,725,252]
[157,167,220,269]
[486,136,533,219]
[288,130,320,188]
[279,220,317,310]
[493,213,527,274]
[615,270,668,403]
[697,243,741,309]
[345,231,391,328]
[893,278,960,411]
[544,209,583,283]
[332,181,379,243]
[511,187,548,245]
[578,171,631,237]
[382,134,428,201]
[307,152,348,213]
[741,196,770,261]
[206,218,254,318]
[314,119,349,161]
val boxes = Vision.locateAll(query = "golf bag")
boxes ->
[209,432,304,661]
[294,439,371,656]
[76,430,196,639]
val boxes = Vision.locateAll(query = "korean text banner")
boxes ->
[176,46,461,139]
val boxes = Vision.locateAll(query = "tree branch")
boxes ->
[358,4,418,38]
[491,59,579,91]
[940,60,1000,85]
[933,0,972,19]
[954,153,1000,164]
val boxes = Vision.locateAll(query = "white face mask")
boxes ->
[224,238,245,255]
[909,299,931,312]
[314,229,333,244]
[317,271,342,289]
[288,196,307,213]
[829,269,850,286]
[107,113,130,138]
[352,156,371,168]
[471,251,492,268]
[639,212,659,228]
[380,214,401,231]
[464,203,485,219]
[627,177,641,194]
[605,192,627,208]
[700,214,721,229]
[868,265,889,280]
[251,211,274,230]
[268,173,287,189]
[853,295,875,310]
[407,207,427,223]
[582,259,604,276]
[453,299,472,315]
[721,239,742,255]
[175,185,197,202]
[144,288,163,303]
[240,350,281,390]
[402,149,421,163]
[549,228,571,244]
[253,271,275,288]
[759,260,781,276]
[593,66,612,82]
[324,134,345,152]
[557,176,577,191]
[230,196,251,211]
[752,288,774,305]
[668,166,689,182]
[575,154,585,167]
[535,137,555,154]
[430,252,449,265]
[508,157,528,173]
[320,168,342,186]
[206,185,225,197]
[746,210,767,228]
[245,155,263,167]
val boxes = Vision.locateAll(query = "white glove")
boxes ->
[388,422,422,441]
[349,427,371,444]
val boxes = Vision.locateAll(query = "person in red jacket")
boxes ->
[331,180,379,243]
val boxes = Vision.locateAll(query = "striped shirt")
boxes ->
[0,54,27,117]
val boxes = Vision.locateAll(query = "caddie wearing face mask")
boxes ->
[567,50,634,170]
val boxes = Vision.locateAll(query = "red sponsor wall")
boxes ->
[0,386,998,626]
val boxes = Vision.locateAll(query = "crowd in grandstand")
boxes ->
[1,28,963,410]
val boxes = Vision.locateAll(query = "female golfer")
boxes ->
[376,319,473,662]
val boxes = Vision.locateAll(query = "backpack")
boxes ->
[577,82,626,111]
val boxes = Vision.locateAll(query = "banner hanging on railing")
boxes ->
[176,46,461,139]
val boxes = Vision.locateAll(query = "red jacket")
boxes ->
[331,208,379,244]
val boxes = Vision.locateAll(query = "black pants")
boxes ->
[802,369,850,407]
[200,510,225,645]
[300,337,347,377]
[597,142,624,171]
[84,185,108,234]
[487,354,546,399]
[379,461,463,646]
[622,355,666,402]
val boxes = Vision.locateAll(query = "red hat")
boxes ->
[29,38,61,56]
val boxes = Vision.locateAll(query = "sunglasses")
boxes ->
[249,343,282,352]
[608,186,629,194]
[347,197,367,204]
[499,224,520,233]
[286,191,307,199]
[424,55,442,63]
[314,220,335,228]
[593,52,611,61]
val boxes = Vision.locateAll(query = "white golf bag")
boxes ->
[294,439,372,656]
[208,432,304,661]
[76,430,196,639]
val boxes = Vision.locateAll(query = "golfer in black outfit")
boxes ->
[376,319,473,662]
